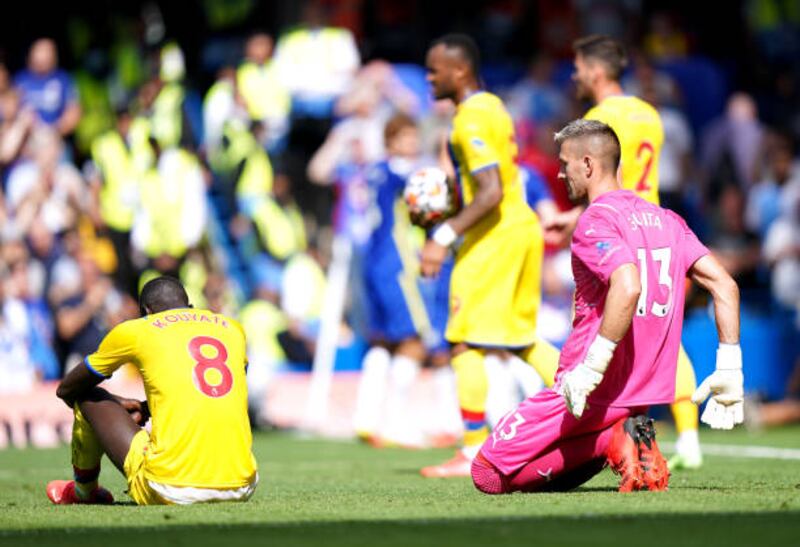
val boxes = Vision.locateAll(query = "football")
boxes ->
[403,166,453,222]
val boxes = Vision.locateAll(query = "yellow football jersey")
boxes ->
[445,91,542,348]
[448,91,535,243]
[585,95,664,205]
[86,308,257,489]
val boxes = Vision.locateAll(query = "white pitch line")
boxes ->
[661,442,800,461]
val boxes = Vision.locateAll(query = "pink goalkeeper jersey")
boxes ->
[556,190,709,407]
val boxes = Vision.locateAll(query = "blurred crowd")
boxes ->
[2,0,800,445]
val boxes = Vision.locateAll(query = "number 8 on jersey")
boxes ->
[189,336,233,398]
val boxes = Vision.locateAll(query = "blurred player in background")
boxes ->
[353,113,460,447]
[546,35,703,469]
[472,119,743,494]
[47,276,257,505]
[417,34,560,477]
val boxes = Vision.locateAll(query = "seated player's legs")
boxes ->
[75,388,142,472]
[48,387,142,505]
[474,389,633,493]
[124,429,170,505]
[124,428,257,505]
[669,344,702,470]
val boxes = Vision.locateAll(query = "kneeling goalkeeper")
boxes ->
[47,276,258,505]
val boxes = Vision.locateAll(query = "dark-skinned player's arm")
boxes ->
[57,361,149,426]
[419,166,502,277]
[558,263,641,418]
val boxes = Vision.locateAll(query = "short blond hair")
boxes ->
[554,119,621,171]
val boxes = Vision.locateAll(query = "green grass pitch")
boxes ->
[1,425,799,546]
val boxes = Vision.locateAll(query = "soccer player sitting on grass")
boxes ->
[47,276,258,505]
[471,120,744,494]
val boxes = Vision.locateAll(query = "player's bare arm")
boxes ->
[56,363,104,408]
[558,262,641,418]
[688,255,744,429]
[56,362,148,426]
[688,254,740,344]
[421,166,502,277]
[542,205,583,247]
[597,263,641,342]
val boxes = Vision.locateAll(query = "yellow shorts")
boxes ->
[123,430,168,505]
[123,430,258,505]
[446,220,543,348]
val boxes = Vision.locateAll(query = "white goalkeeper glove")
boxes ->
[691,343,744,430]
[558,335,616,419]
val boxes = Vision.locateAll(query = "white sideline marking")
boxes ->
[662,442,800,461]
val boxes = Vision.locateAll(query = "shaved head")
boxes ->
[139,276,190,315]
[555,119,622,202]
[426,34,482,103]
[554,119,620,173]
[430,34,480,78]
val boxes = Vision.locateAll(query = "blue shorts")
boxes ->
[364,260,451,354]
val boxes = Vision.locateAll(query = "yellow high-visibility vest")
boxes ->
[152,82,184,149]
[236,61,290,121]
[91,130,138,232]
[138,150,200,258]
[250,196,306,261]
[210,121,274,208]
[239,299,288,364]
[128,116,155,174]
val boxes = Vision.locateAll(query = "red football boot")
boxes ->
[46,480,114,505]
[634,418,670,491]
[606,418,644,492]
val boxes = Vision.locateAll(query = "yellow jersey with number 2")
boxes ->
[585,95,664,205]
[86,308,257,489]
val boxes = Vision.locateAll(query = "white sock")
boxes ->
[432,366,462,435]
[507,353,545,398]
[352,346,391,436]
[484,353,517,428]
[676,429,700,455]
[461,443,481,460]
[382,354,422,445]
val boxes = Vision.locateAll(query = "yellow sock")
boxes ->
[71,404,103,498]
[519,338,560,387]
[672,344,699,434]
[451,348,488,451]
[671,399,699,434]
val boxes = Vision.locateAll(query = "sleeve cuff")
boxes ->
[470,162,499,175]
[83,357,110,379]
